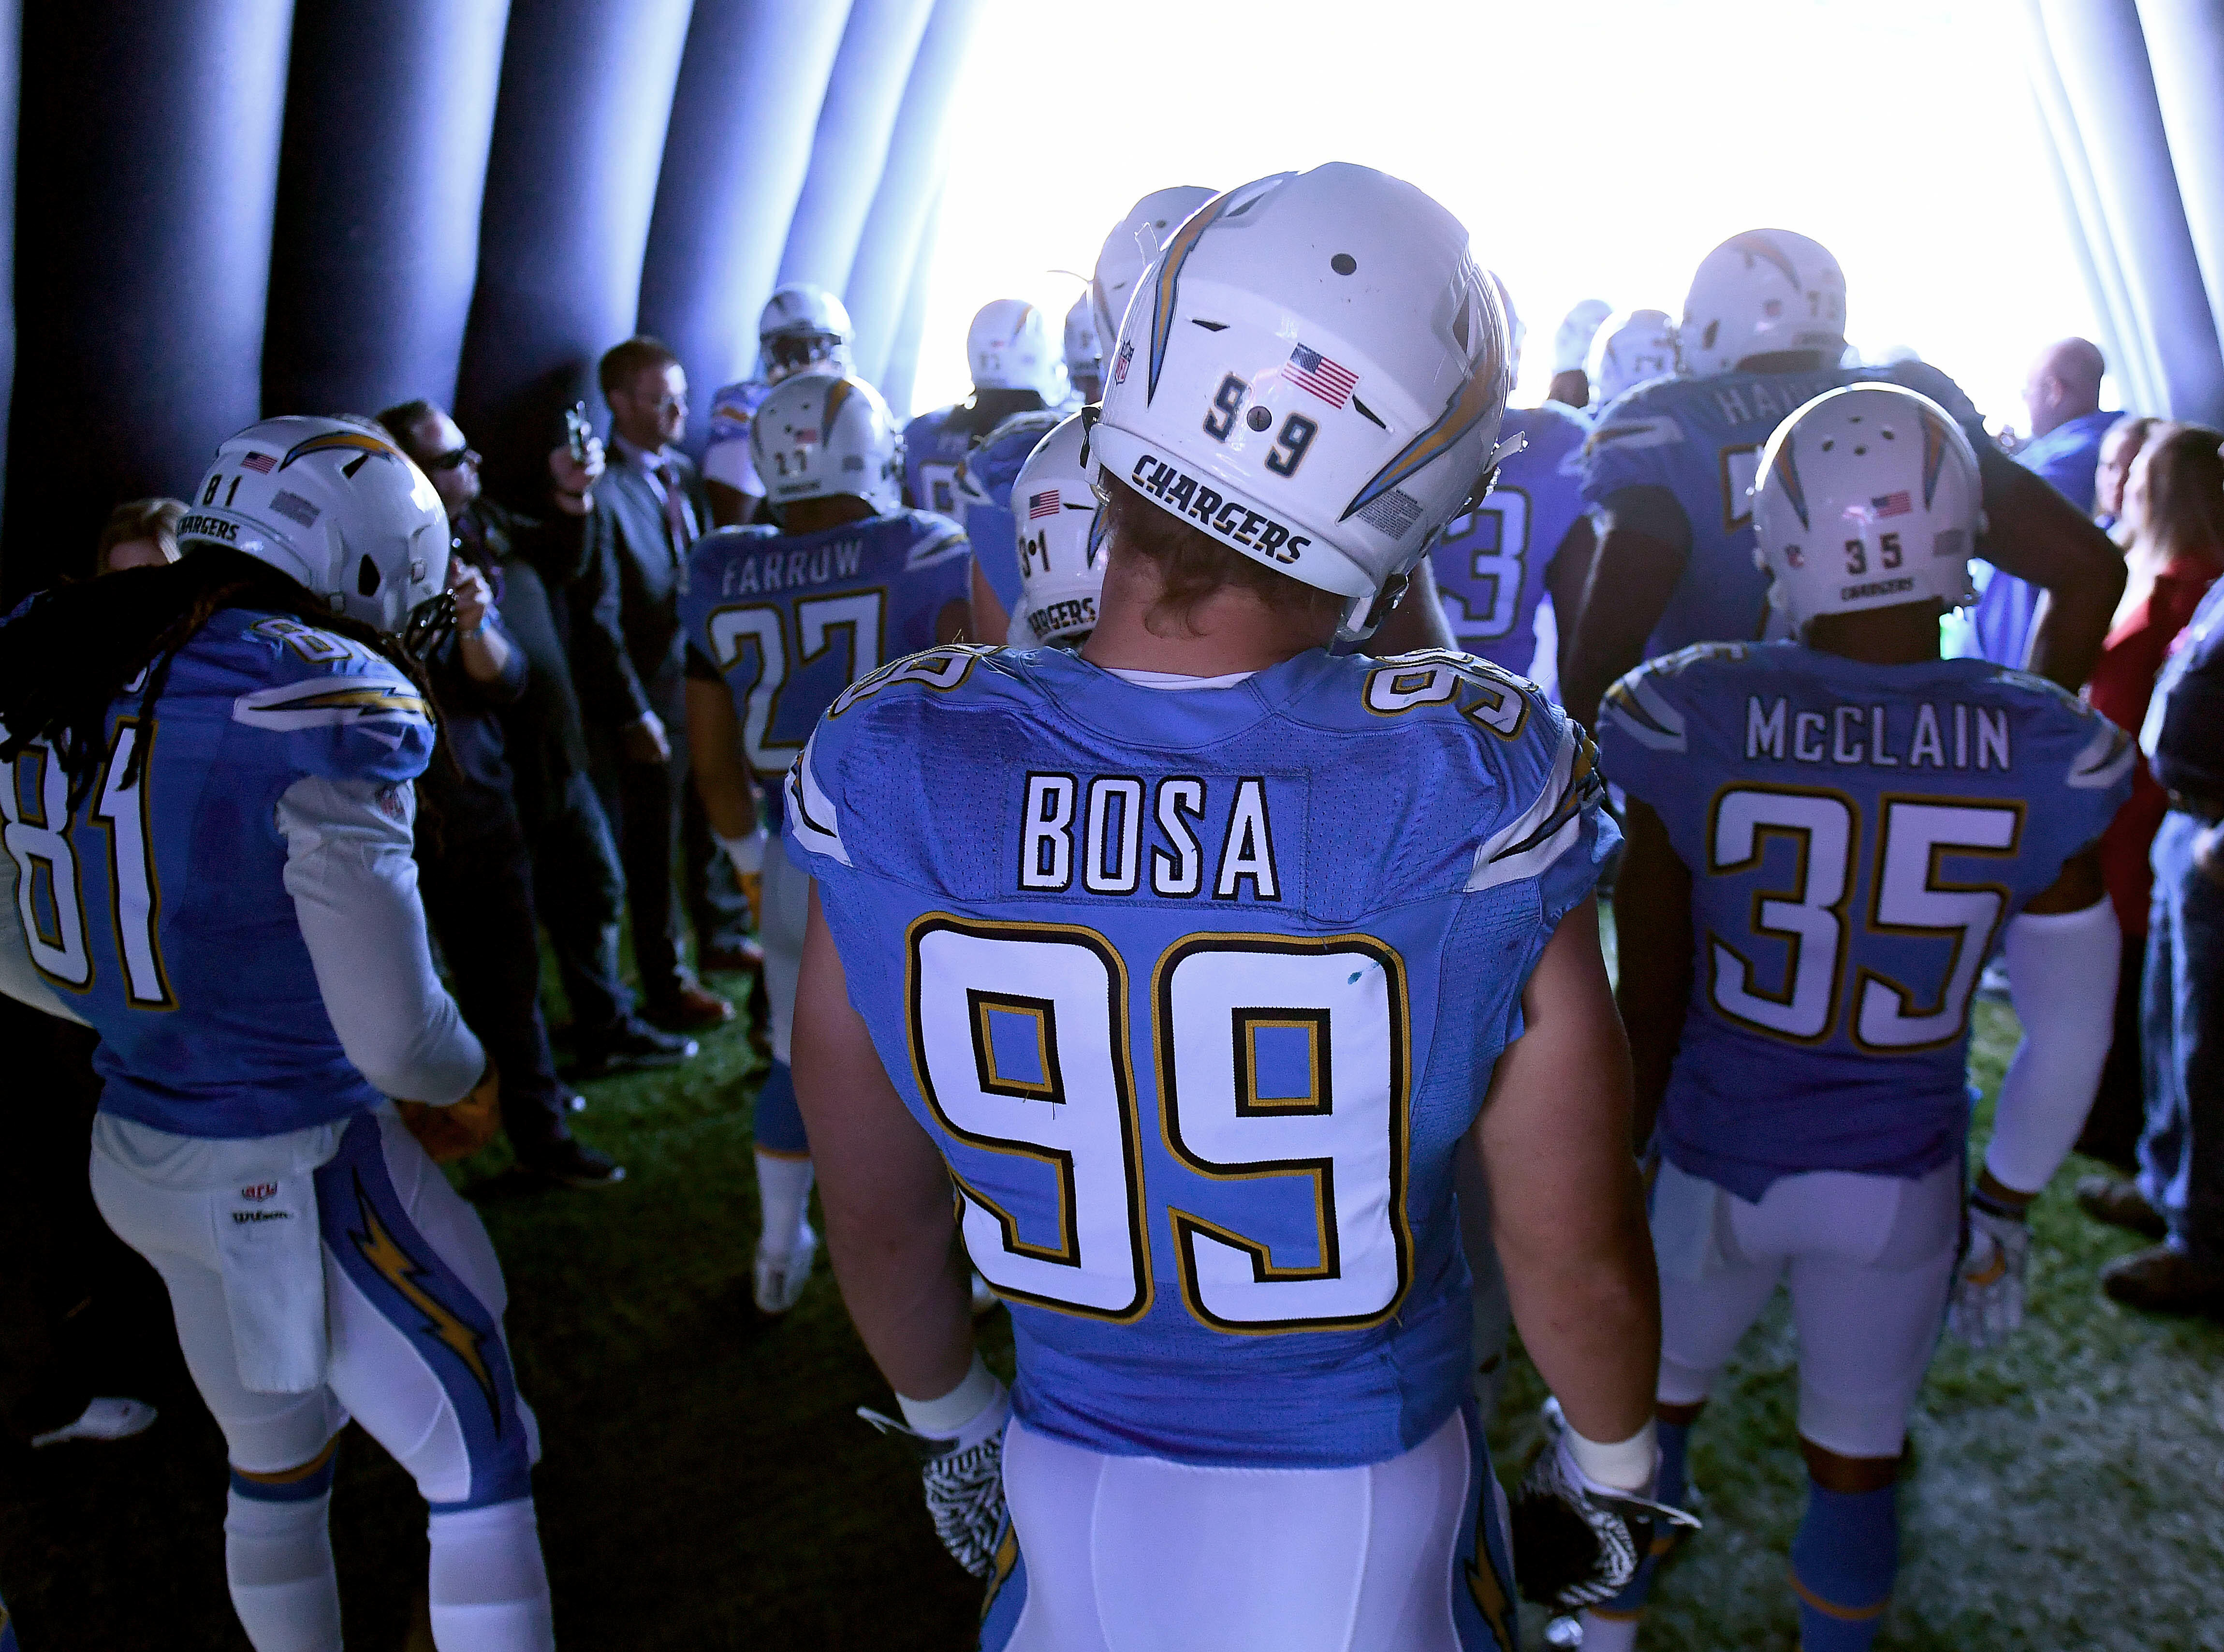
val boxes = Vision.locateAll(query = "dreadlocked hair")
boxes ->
[0,544,444,813]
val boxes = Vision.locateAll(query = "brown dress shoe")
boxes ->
[2100,1245,2224,1314]
[2075,1176,2169,1240]
[646,982,735,1031]
[699,936,766,977]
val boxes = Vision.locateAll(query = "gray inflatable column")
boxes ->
[2135,0,2224,356]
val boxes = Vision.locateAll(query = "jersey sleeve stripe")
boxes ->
[1466,728,1601,895]
[1599,674,1687,752]
[2067,716,2137,790]
[905,525,971,570]
[232,679,432,730]
[784,728,851,866]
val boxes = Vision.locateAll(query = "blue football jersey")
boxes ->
[1596,641,2134,1200]
[955,410,1064,618]
[702,376,772,494]
[0,609,436,1138]
[783,644,1613,1468]
[1580,361,1983,658]
[903,405,970,518]
[1431,404,1591,678]
[680,511,971,816]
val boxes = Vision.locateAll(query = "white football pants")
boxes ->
[1651,1158,1960,1458]
[991,1409,1517,1651]
[760,833,811,1065]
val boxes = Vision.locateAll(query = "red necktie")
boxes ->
[656,462,694,559]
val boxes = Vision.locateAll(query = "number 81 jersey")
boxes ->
[1596,642,2134,1201]
[785,644,1614,1468]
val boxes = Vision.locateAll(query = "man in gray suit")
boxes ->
[573,336,747,1030]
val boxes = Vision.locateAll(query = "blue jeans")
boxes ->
[2137,810,2224,1261]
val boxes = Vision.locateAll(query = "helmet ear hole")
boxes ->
[357,554,382,598]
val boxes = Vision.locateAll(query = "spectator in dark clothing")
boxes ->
[572,336,744,1032]
[381,401,629,1187]
[389,401,700,1080]
[2075,444,2224,1313]
[2077,426,2224,1169]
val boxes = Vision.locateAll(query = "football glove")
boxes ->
[1949,1194,2032,1348]
[1511,1430,1700,1609]
[859,1381,1012,1578]
[396,1062,501,1164]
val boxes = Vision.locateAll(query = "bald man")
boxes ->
[1953,337,2122,671]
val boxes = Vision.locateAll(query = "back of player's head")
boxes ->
[1089,185,1217,354]
[1088,162,1515,641]
[177,415,452,639]
[1750,382,1981,630]
[759,283,854,384]
[1064,294,1102,401]
[967,299,1063,400]
[1681,230,1845,377]
[749,372,901,520]
[1588,308,1680,405]
[1010,413,1106,647]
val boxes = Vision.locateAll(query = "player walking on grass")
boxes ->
[681,371,973,1316]
[787,163,1674,1650]
[1591,384,2131,1652]
[0,418,554,1652]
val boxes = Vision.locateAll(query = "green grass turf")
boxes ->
[5,943,2221,1649]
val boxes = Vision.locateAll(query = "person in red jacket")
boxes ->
[2078,424,2224,1168]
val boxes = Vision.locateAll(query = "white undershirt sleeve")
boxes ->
[1987,897,2121,1194]
[276,774,483,1106]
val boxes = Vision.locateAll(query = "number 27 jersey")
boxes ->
[784,644,1613,1468]
[1596,642,2133,1199]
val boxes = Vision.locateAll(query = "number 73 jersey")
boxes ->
[1596,642,2134,1201]
[784,644,1614,1468]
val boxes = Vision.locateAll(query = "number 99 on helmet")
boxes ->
[1088,161,1516,639]
[1750,382,1983,630]
[748,372,903,518]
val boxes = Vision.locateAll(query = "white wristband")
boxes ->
[896,1351,1000,1438]
[717,826,767,874]
[1566,1418,1658,1493]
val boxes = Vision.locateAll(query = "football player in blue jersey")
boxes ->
[1063,294,1102,407]
[1586,309,1679,411]
[902,299,1065,520]
[785,163,1682,1650]
[0,417,555,1652]
[1430,276,1595,698]
[1561,229,2125,730]
[702,282,856,527]
[1589,384,2133,1652]
[682,371,973,1315]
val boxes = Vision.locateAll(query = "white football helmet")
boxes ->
[1089,185,1217,352]
[1090,163,1514,637]
[1751,382,1982,629]
[967,299,1063,399]
[1588,308,1680,405]
[176,416,449,637]
[1551,298,1614,376]
[749,372,902,517]
[1064,294,1102,401]
[1681,229,1846,377]
[1010,413,1106,647]
[760,282,854,383]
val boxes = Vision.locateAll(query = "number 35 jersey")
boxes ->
[679,511,970,809]
[784,645,1613,1468]
[1596,642,2134,1201]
